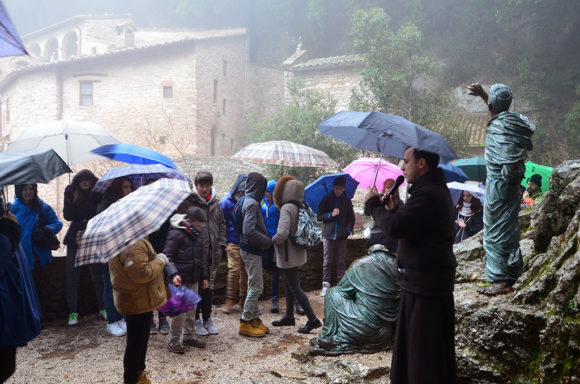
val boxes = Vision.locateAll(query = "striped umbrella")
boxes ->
[232,140,337,168]
[92,163,190,194]
[75,178,191,266]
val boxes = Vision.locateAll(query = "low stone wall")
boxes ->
[37,237,370,320]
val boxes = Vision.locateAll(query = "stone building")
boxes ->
[0,15,248,158]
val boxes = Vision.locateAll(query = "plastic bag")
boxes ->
[157,285,202,318]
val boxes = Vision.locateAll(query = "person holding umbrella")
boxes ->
[364,147,457,384]
[316,176,355,297]
[454,191,483,243]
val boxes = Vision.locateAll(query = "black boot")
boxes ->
[272,317,296,327]
[298,319,321,334]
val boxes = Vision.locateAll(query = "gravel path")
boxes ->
[7,291,392,383]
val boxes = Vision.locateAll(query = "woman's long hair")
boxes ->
[456,192,482,214]
[15,184,42,209]
[107,177,133,203]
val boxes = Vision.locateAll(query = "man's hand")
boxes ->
[363,187,379,204]
[384,194,398,211]
[331,208,340,217]
[201,280,209,290]
[172,275,182,286]
[468,83,488,103]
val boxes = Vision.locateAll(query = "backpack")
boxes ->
[232,195,251,235]
[285,200,321,248]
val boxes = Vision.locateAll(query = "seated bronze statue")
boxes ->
[310,244,401,355]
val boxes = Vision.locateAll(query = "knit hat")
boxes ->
[333,176,346,187]
[529,174,542,188]
[186,206,206,222]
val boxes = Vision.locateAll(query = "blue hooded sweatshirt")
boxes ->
[261,180,279,238]
[220,174,247,244]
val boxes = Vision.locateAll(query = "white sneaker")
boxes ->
[204,318,219,335]
[195,319,209,336]
[106,322,126,337]
[117,319,127,333]
[320,282,330,297]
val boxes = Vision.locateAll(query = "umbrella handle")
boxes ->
[371,155,383,191]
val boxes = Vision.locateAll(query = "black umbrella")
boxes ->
[319,111,457,163]
[0,149,72,186]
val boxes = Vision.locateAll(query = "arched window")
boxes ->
[62,32,79,59]
[44,38,59,61]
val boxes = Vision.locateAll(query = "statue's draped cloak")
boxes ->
[484,111,535,283]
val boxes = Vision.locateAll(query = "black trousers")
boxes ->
[124,312,153,384]
[282,267,317,322]
[0,345,17,383]
[195,287,214,322]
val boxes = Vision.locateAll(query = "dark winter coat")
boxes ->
[220,174,247,245]
[0,218,41,346]
[164,213,209,285]
[63,170,102,247]
[454,209,483,244]
[365,168,456,296]
[317,191,355,240]
[240,172,272,255]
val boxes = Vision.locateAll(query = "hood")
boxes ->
[228,174,247,202]
[273,176,304,208]
[71,169,98,189]
[192,186,216,204]
[264,180,277,205]
[169,213,187,229]
[245,172,267,202]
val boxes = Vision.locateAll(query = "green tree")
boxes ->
[249,79,358,182]
[350,8,471,158]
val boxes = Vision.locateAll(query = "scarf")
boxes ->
[181,220,200,238]
[459,202,472,217]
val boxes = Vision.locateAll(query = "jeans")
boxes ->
[240,250,263,321]
[282,267,317,322]
[103,263,123,324]
[169,282,198,345]
[124,312,153,384]
[271,266,280,298]
[322,238,347,283]
[225,243,248,301]
[66,244,104,313]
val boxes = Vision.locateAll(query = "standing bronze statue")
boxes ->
[468,83,535,296]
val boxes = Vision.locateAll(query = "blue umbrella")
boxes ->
[0,2,27,57]
[305,173,359,214]
[439,162,468,183]
[91,144,178,170]
[319,110,457,163]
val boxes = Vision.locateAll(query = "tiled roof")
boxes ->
[453,112,489,146]
[290,54,364,71]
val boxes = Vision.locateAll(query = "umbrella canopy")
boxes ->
[447,181,485,205]
[304,173,359,214]
[439,162,468,183]
[75,178,192,266]
[6,120,121,165]
[92,163,191,194]
[319,110,457,163]
[522,161,553,193]
[0,149,72,186]
[0,1,27,57]
[342,157,404,192]
[231,140,337,168]
[454,157,486,182]
[91,143,178,170]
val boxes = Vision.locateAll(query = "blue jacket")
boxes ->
[261,180,279,238]
[220,174,247,245]
[11,197,63,269]
[0,218,41,346]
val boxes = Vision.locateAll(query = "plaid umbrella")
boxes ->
[232,140,337,168]
[75,178,192,266]
[92,163,190,194]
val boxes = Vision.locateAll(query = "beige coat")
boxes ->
[272,178,307,269]
[108,238,168,315]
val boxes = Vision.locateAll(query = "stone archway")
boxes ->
[62,31,78,59]
[44,38,59,61]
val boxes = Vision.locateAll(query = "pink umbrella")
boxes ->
[343,157,405,192]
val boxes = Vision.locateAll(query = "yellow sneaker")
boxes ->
[239,320,266,338]
[252,318,270,334]
[138,372,159,384]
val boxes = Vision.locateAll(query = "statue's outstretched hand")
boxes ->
[468,83,484,97]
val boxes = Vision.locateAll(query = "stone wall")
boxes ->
[245,65,285,127]
[36,236,370,319]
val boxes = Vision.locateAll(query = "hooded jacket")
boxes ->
[240,172,272,255]
[163,213,209,284]
[12,185,63,269]
[317,189,355,240]
[0,218,41,346]
[272,177,307,269]
[261,180,279,238]
[63,170,102,246]
[220,174,247,244]
[177,186,226,268]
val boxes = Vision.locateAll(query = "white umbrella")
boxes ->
[6,120,121,165]
[447,181,485,204]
